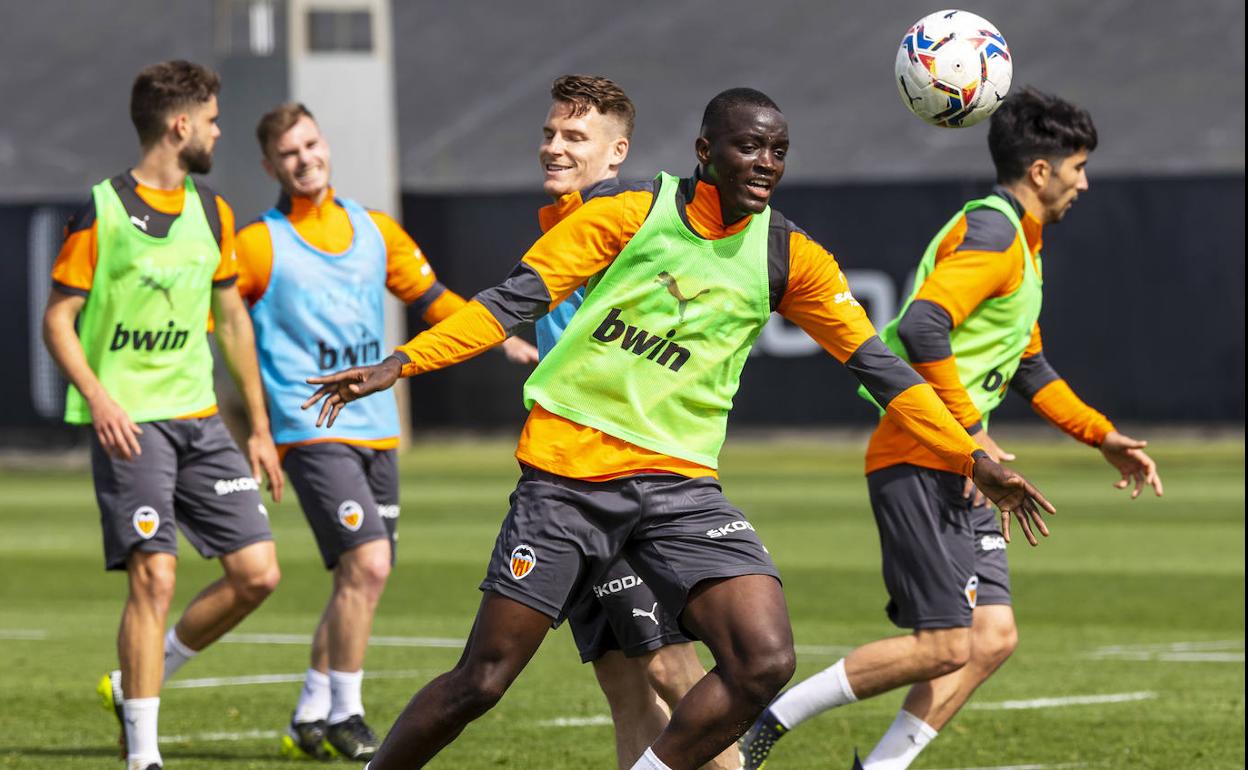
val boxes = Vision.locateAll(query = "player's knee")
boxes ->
[128,558,177,609]
[355,550,391,592]
[979,617,1018,666]
[730,638,796,707]
[231,563,281,606]
[917,629,972,675]
[644,647,702,702]
[453,661,513,715]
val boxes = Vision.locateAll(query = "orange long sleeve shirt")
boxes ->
[866,188,1115,475]
[393,176,982,481]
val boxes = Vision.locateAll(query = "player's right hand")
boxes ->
[88,393,143,460]
[303,356,403,428]
[971,451,1056,547]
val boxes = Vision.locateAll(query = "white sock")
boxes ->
[862,710,939,770]
[294,668,332,723]
[328,668,365,724]
[629,747,674,770]
[122,696,161,769]
[162,627,198,682]
[768,658,858,729]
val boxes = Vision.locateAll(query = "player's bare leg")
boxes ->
[896,605,1017,729]
[644,644,743,770]
[594,650,672,768]
[842,626,972,698]
[367,591,552,769]
[172,540,281,651]
[119,551,178,699]
[648,575,795,769]
[305,539,392,672]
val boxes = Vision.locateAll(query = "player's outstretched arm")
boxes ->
[971,452,1056,546]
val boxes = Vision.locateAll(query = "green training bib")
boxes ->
[862,194,1042,425]
[524,172,772,467]
[64,176,219,424]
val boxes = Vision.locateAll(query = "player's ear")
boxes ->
[611,136,630,166]
[694,136,711,166]
[170,111,192,144]
[260,155,277,180]
[1027,157,1050,189]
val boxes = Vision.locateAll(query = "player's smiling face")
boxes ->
[697,106,788,224]
[265,115,332,200]
[539,101,629,198]
[1040,148,1090,224]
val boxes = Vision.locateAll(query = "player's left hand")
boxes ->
[964,429,1016,507]
[304,356,403,428]
[971,452,1056,547]
[247,431,283,502]
[500,336,539,365]
[1099,430,1163,499]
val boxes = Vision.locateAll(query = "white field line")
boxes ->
[1087,639,1244,663]
[923,758,1088,763]
[537,715,614,727]
[969,691,1156,711]
[540,692,1154,732]
[0,629,47,640]
[160,728,280,744]
[165,669,433,690]
[221,632,466,649]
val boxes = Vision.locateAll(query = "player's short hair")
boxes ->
[550,75,635,138]
[256,102,317,156]
[130,60,221,148]
[988,87,1098,182]
[700,88,782,139]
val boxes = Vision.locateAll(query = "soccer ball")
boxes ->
[894,9,1013,128]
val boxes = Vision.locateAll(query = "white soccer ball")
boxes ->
[894,9,1013,128]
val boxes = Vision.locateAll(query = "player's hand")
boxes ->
[247,431,283,503]
[971,451,1056,547]
[1100,430,1163,499]
[303,356,403,428]
[88,393,143,460]
[963,429,1016,506]
[500,336,539,365]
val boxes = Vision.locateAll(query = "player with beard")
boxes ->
[305,88,1055,770]
[43,60,283,770]
[741,87,1162,770]
[535,74,738,770]
[233,102,536,762]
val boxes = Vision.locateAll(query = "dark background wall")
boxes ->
[4,176,1243,437]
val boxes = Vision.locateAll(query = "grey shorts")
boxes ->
[283,443,399,569]
[567,556,691,663]
[92,415,273,571]
[480,466,780,634]
[867,464,1011,630]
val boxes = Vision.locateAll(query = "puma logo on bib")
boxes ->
[132,507,160,540]
[338,500,364,532]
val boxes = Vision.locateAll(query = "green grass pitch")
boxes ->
[0,436,1242,768]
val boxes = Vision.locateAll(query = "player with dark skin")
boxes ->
[305,99,1053,770]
